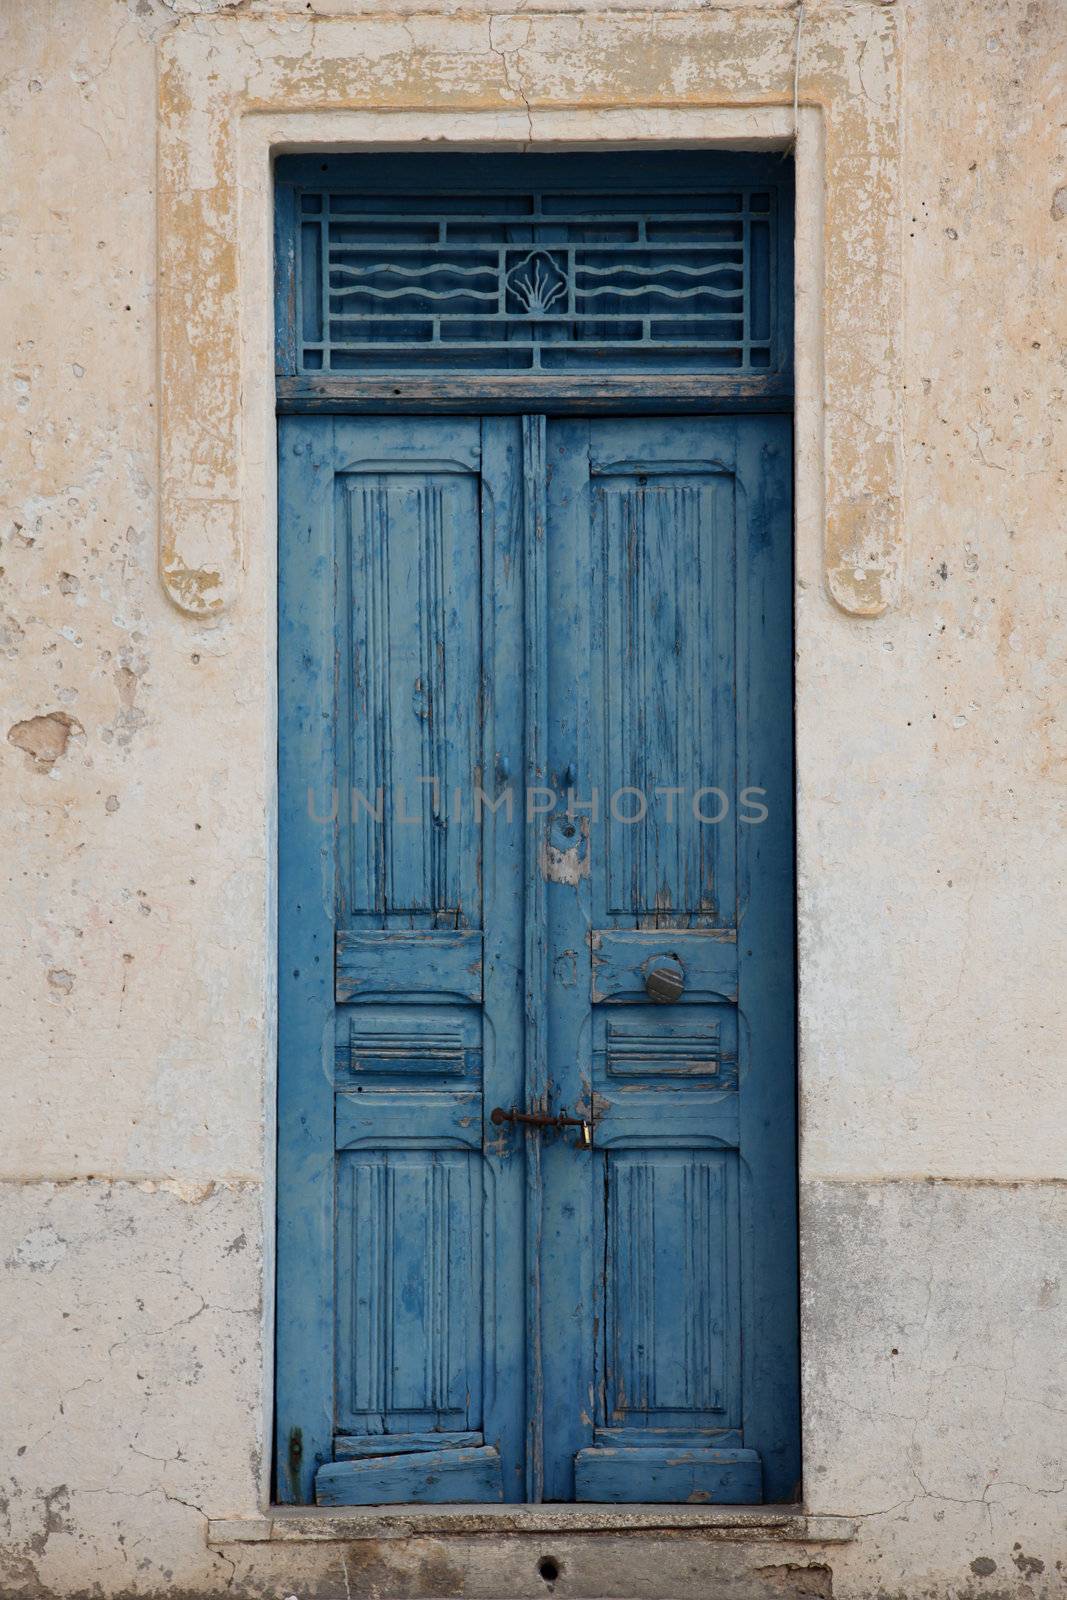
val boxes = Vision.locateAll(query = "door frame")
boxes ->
[152,32,908,1502]
[272,148,797,1507]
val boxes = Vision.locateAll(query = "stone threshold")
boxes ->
[208,1506,857,1546]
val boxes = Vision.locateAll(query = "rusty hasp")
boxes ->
[490,1106,593,1149]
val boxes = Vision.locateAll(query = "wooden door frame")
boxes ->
[273,150,797,1508]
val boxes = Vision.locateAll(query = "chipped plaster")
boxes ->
[156,4,904,619]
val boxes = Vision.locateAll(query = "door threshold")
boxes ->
[208,1506,857,1546]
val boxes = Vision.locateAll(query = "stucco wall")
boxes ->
[0,1,1064,1597]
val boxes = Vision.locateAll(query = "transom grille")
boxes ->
[292,187,780,378]
[276,153,792,393]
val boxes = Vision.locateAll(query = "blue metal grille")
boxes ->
[290,184,780,378]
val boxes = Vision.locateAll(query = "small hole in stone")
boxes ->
[538,1556,560,1583]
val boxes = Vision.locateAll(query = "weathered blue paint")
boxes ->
[538,417,798,1503]
[334,1431,482,1459]
[316,1447,505,1506]
[276,416,529,1506]
[334,1088,483,1150]
[276,414,796,1506]
[521,413,549,1504]
[277,414,338,1506]
[591,929,738,1004]
[335,929,483,1004]
[574,1447,762,1505]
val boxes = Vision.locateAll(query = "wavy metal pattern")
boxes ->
[295,187,776,374]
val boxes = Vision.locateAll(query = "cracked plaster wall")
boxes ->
[0,0,1064,1596]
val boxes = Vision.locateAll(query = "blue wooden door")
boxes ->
[538,416,798,1504]
[276,412,796,1506]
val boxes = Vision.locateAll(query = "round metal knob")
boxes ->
[644,960,684,1004]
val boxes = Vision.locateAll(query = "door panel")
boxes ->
[573,1446,762,1505]
[277,415,526,1505]
[317,1447,505,1508]
[603,1148,738,1422]
[335,1148,482,1433]
[594,456,736,925]
[540,416,797,1503]
[276,412,797,1507]
[339,460,483,923]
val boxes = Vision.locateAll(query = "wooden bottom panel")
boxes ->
[573,1447,762,1505]
[316,1446,504,1506]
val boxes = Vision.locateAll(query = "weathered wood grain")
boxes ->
[316,1447,504,1506]
[574,1447,762,1504]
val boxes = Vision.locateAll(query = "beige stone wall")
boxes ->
[0,1,1063,1596]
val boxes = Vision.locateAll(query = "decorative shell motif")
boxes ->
[505,251,568,315]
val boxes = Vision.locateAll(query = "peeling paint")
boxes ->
[7,712,84,770]
[155,4,904,619]
[540,817,590,885]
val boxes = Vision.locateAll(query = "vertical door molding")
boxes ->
[521,415,549,1502]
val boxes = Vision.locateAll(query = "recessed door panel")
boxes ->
[594,463,736,925]
[602,1149,738,1426]
[340,464,482,924]
[336,1149,482,1432]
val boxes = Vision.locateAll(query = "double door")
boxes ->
[276,413,797,1505]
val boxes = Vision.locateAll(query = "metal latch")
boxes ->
[490,1106,592,1149]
